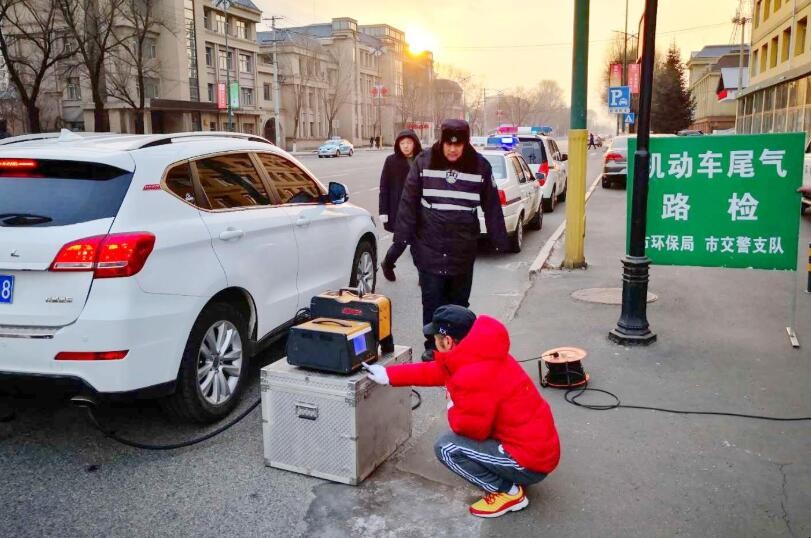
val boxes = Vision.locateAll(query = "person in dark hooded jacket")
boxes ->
[379,129,422,281]
[364,305,560,518]
[392,119,508,360]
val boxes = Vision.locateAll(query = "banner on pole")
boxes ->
[229,81,240,109]
[627,133,804,270]
[609,63,623,87]
[217,82,227,110]
[628,63,641,94]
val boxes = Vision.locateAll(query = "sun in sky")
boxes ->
[405,26,438,55]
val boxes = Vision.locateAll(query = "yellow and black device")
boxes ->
[310,288,393,354]
[286,318,378,374]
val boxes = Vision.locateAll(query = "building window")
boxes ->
[184,0,199,102]
[770,35,779,67]
[754,1,761,28]
[764,0,771,21]
[752,49,759,75]
[203,9,210,30]
[782,27,792,62]
[145,38,157,60]
[775,0,782,11]
[206,46,213,67]
[144,78,159,99]
[761,44,768,72]
[264,83,271,101]
[239,53,251,73]
[242,123,254,134]
[66,77,81,100]
[240,87,254,105]
[208,83,215,102]
[63,36,74,53]
[219,50,233,71]
[234,19,246,39]
[797,18,807,56]
[215,13,226,34]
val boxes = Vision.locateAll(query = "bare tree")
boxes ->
[504,87,532,127]
[321,49,352,138]
[396,77,428,129]
[106,0,163,133]
[280,32,320,143]
[58,0,125,132]
[529,80,567,126]
[0,0,77,133]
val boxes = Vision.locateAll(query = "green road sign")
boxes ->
[627,133,804,270]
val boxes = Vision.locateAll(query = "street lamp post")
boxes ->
[609,0,658,345]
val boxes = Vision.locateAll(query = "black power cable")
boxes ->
[524,357,811,422]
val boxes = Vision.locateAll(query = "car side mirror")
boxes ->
[561,153,568,161]
[328,181,349,204]
[535,172,546,180]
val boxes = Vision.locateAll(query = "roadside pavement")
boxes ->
[488,183,811,537]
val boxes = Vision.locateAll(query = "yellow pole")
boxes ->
[564,129,588,268]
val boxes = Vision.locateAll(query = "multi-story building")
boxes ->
[687,45,749,133]
[737,0,811,138]
[261,17,406,149]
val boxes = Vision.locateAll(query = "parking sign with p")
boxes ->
[608,86,631,114]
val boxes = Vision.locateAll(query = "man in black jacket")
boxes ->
[393,119,508,360]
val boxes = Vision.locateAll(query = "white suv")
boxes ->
[0,131,377,422]
[515,135,568,212]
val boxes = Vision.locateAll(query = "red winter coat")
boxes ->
[386,316,560,474]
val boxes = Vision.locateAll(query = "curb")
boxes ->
[528,172,605,276]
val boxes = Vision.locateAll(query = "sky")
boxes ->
[254,0,746,126]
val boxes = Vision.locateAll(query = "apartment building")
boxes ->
[687,45,749,133]
[737,0,811,138]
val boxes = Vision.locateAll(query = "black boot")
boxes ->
[381,260,396,282]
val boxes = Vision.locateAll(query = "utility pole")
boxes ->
[609,0,658,345]
[732,7,750,102]
[622,0,629,135]
[265,15,284,146]
[563,0,589,269]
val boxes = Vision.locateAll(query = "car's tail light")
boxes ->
[0,158,38,169]
[55,351,129,361]
[498,189,507,206]
[605,152,623,162]
[50,232,155,278]
[538,162,549,186]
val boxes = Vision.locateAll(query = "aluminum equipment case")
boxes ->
[261,345,412,485]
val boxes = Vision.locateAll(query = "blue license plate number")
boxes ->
[0,274,14,304]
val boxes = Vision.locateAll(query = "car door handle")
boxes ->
[295,216,310,227]
[218,228,244,241]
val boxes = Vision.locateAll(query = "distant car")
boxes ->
[479,149,543,253]
[677,129,704,136]
[0,130,377,423]
[515,135,568,212]
[318,139,354,158]
[470,136,488,149]
[602,134,671,189]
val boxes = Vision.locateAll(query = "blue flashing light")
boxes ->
[486,136,518,150]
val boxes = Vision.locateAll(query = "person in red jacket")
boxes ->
[365,305,560,518]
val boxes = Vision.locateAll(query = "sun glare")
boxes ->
[406,27,438,55]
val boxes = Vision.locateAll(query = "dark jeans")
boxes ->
[419,270,473,350]
[434,431,547,493]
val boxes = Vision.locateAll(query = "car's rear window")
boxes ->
[483,155,508,180]
[0,159,132,227]
[516,140,547,165]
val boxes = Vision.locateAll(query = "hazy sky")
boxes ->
[254,0,746,125]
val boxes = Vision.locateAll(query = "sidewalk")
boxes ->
[493,185,811,537]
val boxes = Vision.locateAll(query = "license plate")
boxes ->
[0,274,14,304]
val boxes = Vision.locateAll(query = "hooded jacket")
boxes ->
[386,316,561,474]
[379,130,422,233]
[393,142,509,275]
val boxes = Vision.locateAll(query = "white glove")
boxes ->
[379,214,389,224]
[363,362,389,385]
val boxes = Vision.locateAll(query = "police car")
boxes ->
[479,136,543,253]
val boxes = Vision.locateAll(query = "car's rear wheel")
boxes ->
[557,182,567,202]
[349,149,354,157]
[602,176,611,188]
[349,240,376,294]
[508,213,524,253]
[527,199,543,230]
[542,187,557,212]
[162,303,249,424]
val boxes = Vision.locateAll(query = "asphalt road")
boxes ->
[0,144,606,537]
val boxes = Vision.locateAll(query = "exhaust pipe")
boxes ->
[70,395,99,409]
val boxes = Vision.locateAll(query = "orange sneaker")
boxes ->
[469,486,528,518]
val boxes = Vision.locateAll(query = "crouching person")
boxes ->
[364,305,560,518]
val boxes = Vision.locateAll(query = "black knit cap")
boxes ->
[423,304,477,341]
[440,119,470,145]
